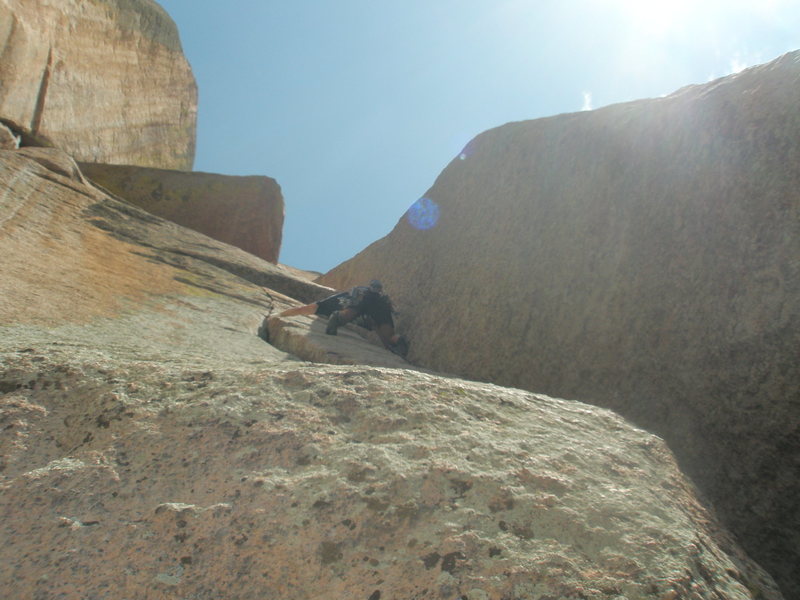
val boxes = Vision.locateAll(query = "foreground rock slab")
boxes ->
[0,148,784,599]
[1,356,782,600]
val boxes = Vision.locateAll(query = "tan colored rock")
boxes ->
[265,312,423,370]
[0,142,784,599]
[0,358,782,600]
[0,121,18,149]
[0,148,318,328]
[79,162,285,263]
[16,146,86,182]
[0,0,196,169]
[319,50,800,597]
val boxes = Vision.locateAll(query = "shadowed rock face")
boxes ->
[0,150,784,598]
[319,50,800,597]
[79,162,285,264]
[0,0,196,169]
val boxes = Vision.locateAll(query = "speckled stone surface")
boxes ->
[0,146,785,599]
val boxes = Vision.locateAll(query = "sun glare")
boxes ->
[616,0,695,36]
[615,0,798,36]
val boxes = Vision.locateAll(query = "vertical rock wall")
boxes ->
[79,163,285,264]
[0,0,196,169]
[320,50,800,597]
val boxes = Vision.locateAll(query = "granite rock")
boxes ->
[80,162,285,263]
[0,121,18,149]
[16,146,87,182]
[0,0,196,169]
[0,145,784,599]
[319,50,800,597]
[265,312,422,371]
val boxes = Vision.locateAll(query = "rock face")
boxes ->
[0,150,784,598]
[0,0,196,169]
[0,121,18,149]
[79,162,285,263]
[319,50,800,597]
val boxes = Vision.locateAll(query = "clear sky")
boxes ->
[156,0,799,274]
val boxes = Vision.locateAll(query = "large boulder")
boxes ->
[0,0,196,169]
[80,162,285,264]
[319,50,800,597]
[0,150,784,599]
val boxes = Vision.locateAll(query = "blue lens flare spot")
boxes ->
[406,197,440,230]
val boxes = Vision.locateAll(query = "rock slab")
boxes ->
[0,149,784,599]
[80,162,285,264]
[320,50,800,597]
[0,0,196,169]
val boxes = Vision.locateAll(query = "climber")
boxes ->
[276,280,409,357]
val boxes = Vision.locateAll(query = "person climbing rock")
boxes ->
[276,280,409,357]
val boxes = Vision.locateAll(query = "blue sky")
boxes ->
[156,0,799,273]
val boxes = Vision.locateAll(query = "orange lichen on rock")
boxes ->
[0,150,183,326]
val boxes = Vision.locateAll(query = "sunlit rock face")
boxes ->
[319,50,800,597]
[0,149,785,599]
[80,163,285,264]
[0,0,196,169]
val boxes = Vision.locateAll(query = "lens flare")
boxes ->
[406,197,440,230]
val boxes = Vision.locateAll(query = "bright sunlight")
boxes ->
[615,0,695,36]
